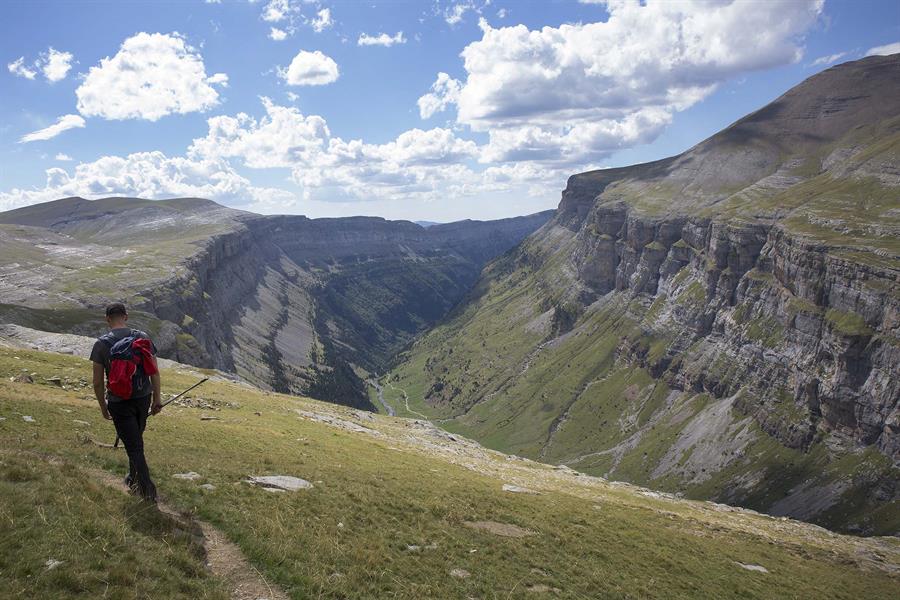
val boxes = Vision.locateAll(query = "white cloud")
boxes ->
[20,114,86,143]
[417,72,461,118]
[445,2,475,26]
[811,52,847,67]
[310,8,332,33]
[262,0,293,23]
[0,151,295,212]
[358,31,406,47]
[206,72,229,87]
[189,98,480,203]
[55,153,74,161]
[41,48,74,82]
[866,42,900,57]
[428,0,823,165]
[8,48,74,82]
[279,50,339,86]
[189,97,330,168]
[269,27,288,41]
[75,32,227,121]
[7,57,37,79]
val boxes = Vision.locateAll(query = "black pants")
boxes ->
[108,396,157,501]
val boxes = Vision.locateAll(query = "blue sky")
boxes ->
[1,0,898,221]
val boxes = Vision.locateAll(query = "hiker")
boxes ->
[90,302,162,502]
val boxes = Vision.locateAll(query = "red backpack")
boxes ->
[102,331,159,399]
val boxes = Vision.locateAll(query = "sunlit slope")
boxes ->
[1,346,898,599]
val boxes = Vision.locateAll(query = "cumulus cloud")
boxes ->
[188,97,331,168]
[189,98,479,202]
[55,153,74,161]
[269,27,288,41]
[866,42,900,56]
[8,48,74,82]
[0,151,295,212]
[279,50,339,86]
[41,48,74,82]
[75,32,227,121]
[310,8,332,33]
[425,0,823,165]
[417,72,461,119]
[358,31,406,47]
[20,114,86,143]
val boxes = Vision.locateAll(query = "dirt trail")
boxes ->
[90,469,288,600]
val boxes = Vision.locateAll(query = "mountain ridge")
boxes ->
[0,196,553,408]
[384,54,900,534]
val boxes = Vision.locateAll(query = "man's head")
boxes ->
[105,302,128,328]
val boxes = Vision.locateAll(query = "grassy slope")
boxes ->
[2,347,898,598]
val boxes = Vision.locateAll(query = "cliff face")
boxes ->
[385,55,900,534]
[0,198,552,409]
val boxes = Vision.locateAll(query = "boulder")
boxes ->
[244,475,313,491]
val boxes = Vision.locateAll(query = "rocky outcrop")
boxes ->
[569,200,899,461]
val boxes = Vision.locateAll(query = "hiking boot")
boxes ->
[124,474,138,495]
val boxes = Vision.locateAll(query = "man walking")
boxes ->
[91,303,162,502]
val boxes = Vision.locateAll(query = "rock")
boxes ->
[353,410,374,421]
[45,558,64,571]
[406,543,437,552]
[244,475,313,491]
[12,373,33,384]
[464,521,537,538]
[450,568,470,579]
[199,484,216,491]
[173,472,202,481]
[502,484,539,494]
[22,416,35,423]
[45,376,62,386]
[72,420,91,426]
[296,410,380,436]
[527,584,561,594]
[200,415,220,421]
[736,562,769,573]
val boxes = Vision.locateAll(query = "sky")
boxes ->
[1,0,898,222]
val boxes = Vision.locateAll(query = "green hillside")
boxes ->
[2,346,898,598]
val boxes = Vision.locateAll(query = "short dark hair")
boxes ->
[105,302,127,318]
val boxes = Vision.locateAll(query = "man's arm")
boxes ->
[92,362,111,420]
[150,356,162,414]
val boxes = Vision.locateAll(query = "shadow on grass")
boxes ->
[123,497,208,563]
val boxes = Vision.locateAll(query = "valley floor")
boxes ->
[1,346,899,599]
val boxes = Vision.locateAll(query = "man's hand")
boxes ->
[151,398,163,415]
[101,406,112,420]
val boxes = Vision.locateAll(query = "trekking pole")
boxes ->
[113,377,210,448]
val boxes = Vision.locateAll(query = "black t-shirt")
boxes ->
[90,328,157,402]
